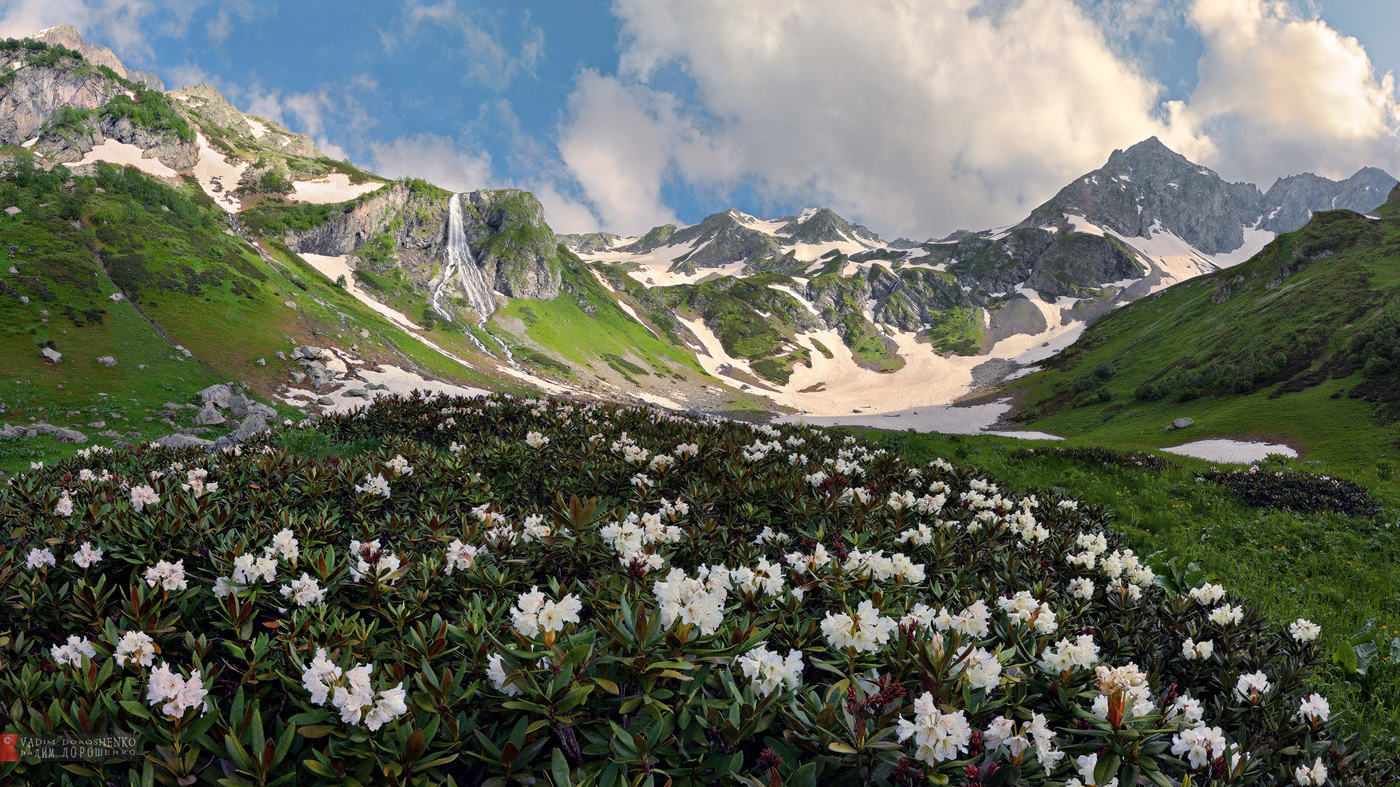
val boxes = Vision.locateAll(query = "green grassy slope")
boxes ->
[0,154,525,473]
[1000,189,1400,475]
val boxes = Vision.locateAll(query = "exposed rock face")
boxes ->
[468,189,563,300]
[0,53,123,145]
[286,183,563,302]
[660,211,782,273]
[194,402,226,426]
[167,84,317,156]
[38,114,198,170]
[1258,167,1396,234]
[31,25,163,90]
[157,433,212,450]
[777,208,881,246]
[1024,137,1264,255]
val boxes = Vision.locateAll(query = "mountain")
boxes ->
[2,22,1398,450]
[998,183,1400,464]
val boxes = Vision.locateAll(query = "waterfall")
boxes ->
[433,194,496,321]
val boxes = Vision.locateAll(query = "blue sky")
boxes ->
[3,0,1400,239]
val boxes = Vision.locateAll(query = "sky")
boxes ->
[3,0,1400,240]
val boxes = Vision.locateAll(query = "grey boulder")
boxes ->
[194,402,226,426]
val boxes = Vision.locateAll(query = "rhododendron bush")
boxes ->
[0,392,1385,786]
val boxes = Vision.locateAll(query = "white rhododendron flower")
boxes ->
[1181,638,1214,661]
[443,540,484,574]
[232,553,277,585]
[524,431,549,448]
[1295,757,1327,786]
[897,693,971,765]
[145,560,188,592]
[280,573,327,607]
[1165,695,1205,728]
[821,600,897,653]
[51,635,97,667]
[146,663,207,718]
[983,712,1062,767]
[512,586,583,637]
[1209,604,1243,627]
[1190,583,1226,605]
[1234,671,1271,703]
[1039,635,1099,672]
[385,455,414,476]
[115,631,156,668]
[355,473,391,498]
[298,649,406,730]
[130,484,160,512]
[960,647,1003,692]
[1290,618,1321,642]
[734,643,804,697]
[54,491,73,517]
[348,540,401,582]
[25,547,56,570]
[72,541,103,568]
[1171,725,1228,769]
[270,529,300,562]
[1071,753,1119,787]
[487,653,521,696]
[1068,577,1095,600]
[654,568,728,635]
[1297,693,1330,724]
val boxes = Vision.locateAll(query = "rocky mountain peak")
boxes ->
[778,207,881,246]
[30,24,163,91]
[1024,136,1264,255]
[1258,166,1397,233]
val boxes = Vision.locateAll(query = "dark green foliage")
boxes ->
[1198,467,1381,518]
[99,91,194,143]
[241,201,346,236]
[357,233,397,266]
[1008,445,1177,473]
[256,170,293,195]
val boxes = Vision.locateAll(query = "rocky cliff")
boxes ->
[285,182,563,301]
[1258,167,1395,234]
[1023,136,1264,255]
[0,50,123,145]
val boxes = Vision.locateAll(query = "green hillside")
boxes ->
[1001,185,1400,475]
[0,153,520,472]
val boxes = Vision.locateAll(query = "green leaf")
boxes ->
[1333,642,1360,674]
[120,700,151,720]
[827,741,857,754]
[1354,642,1378,675]
[1095,753,1121,785]
[551,747,572,787]
[297,725,335,739]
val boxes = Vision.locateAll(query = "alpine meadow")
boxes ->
[4,6,1400,787]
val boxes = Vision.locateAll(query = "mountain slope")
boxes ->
[998,184,1400,470]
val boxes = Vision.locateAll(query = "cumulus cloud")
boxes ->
[557,0,1202,237]
[1178,0,1400,183]
[554,0,1400,238]
[369,133,495,192]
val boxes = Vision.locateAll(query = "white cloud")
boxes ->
[389,0,544,91]
[369,133,494,193]
[555,71,691,232]
[1179,0,1400,182]
[164,61,211,89]
[557,0,1202,238]
[555,0,1400,238]
[204,8,230,45]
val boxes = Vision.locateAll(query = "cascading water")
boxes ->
[433,194,497,322]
